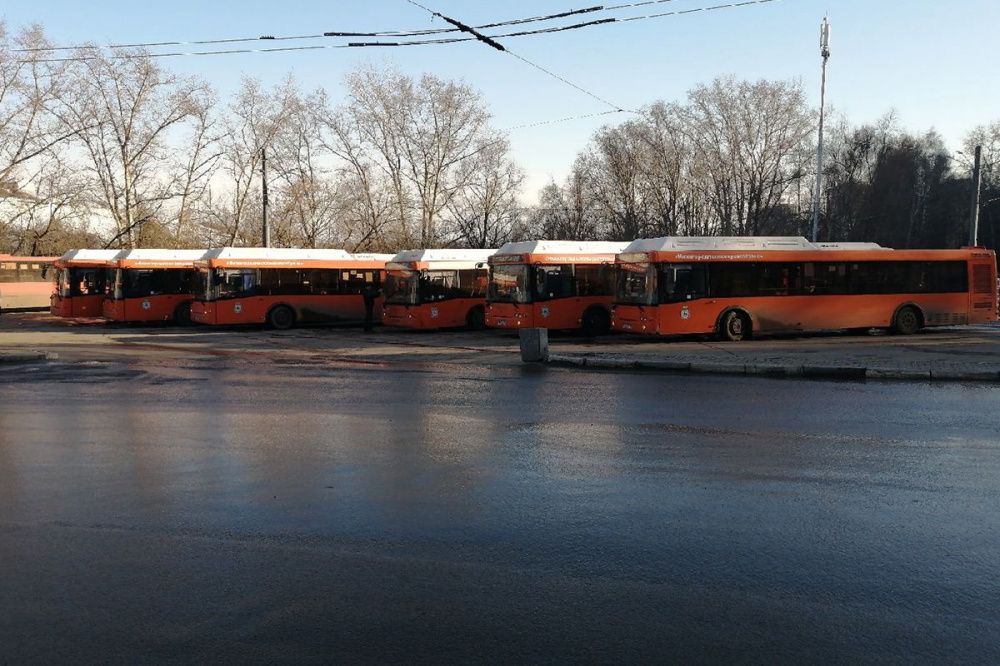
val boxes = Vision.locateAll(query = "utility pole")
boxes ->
[260,148,270,248]
[968,145,982,246]
[811,17,831,243]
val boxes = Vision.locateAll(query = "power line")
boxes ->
[619,0,779,21]
[14,5,611,53]
[11,0,715,54]
[22,0,784,64]
[506,109,625,130]
[402,0,626,112]
[605,0,682,9]
[505,51,624,112]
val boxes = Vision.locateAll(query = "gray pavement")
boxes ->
[0,351,51,364]
[548,325,1000,381]
[2,312,1000,382]
[1,350,999,663]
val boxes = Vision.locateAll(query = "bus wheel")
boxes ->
[892,306,922,335]
[581,307,611,337]
[173,302,193,326]
[466,305,486,331]
[268,305,296,330]
[719,310,751,342]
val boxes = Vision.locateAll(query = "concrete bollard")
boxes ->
[519,328,549,363]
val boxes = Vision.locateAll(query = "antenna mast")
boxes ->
[811,17,831,242]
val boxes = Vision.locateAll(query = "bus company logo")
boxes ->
[541,307,550,318]
[681,306,691,320]
[234,303,243,314]
[430,307,439,318]
[141,300,151,310]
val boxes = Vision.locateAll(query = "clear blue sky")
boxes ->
[3,0,997,197]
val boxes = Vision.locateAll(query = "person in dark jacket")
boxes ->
[362,282,380,332]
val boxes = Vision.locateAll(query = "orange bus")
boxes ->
[0,254,57,312]
[103,249,209,325]
[50,249,124,318]
[190,248,393,329]
[485,241,628,335]
[611,236,999,340]
[383,249,495,330]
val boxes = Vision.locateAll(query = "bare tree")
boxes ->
[172,90,221,244]
[532,167,600,241]
[445,137,525,247]
[340,66,499,247]
[53,48,213,248]
[0,24,77,188]
[2,155,95,254]
[676,76,813,235]
[576,121,649,241]
[207,76,297,246]
[268,88,348,248]
[639,102,704,236]
[0,24,96,253]
[320,107,396,251]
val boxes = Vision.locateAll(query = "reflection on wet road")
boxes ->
[2,359,999,662]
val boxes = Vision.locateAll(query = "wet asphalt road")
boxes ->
[1,358,999,663]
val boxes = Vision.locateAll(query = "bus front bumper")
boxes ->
[612,305,658,334]
[102,299,124,321]
[50,295,69,317]
[382,305,423,329]
[485,303,534,329]
[190,301,216,325]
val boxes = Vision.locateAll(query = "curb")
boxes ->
[545,354,1000,383]
[0,351,57,365]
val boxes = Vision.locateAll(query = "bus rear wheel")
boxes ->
[581,307,611,337]
[268,305,296,330]
[719,310,751,342]
[173,301,193,326]
[892,306,922,335]
[466,305,486,331]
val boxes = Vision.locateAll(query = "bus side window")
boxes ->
[576,265,613,297]
[673,266,708,301]
[758,263,799,296]
[458,269,485,298]
[535,265,573,300]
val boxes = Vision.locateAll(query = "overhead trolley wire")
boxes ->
[23,0,784,63]
[14,33,329,53]
[9,1,783,134]
[504,51,625,112]
[328,5,610,37]
[14,6,610,53]
[618,0,779,21]
[12,0,733,54]
[401,0,626,112]
[505,109,625,130]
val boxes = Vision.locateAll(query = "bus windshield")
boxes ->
[385,270,419,305]
[66,267,110,297]
[210,269,257,300]
[193,270,210,300]
[56,268,71,297]
[616,262,657,305]
[122,269,197,299]
[488,264,530,303]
